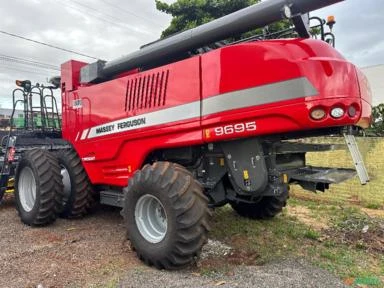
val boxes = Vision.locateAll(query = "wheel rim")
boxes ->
[60,165,71,203]
[135,194,168,243]
[18,167,37,212]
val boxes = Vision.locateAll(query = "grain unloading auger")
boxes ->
[80,0,344,83]
[6,0,372,270]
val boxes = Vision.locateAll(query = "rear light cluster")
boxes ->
[310,108,326,120]
[347,106,357,117]
[330,107,344,118]
[310,104,359,121]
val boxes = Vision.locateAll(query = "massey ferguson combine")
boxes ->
[3,0,372,269]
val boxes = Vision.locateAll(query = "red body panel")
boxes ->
[61,38,372,187]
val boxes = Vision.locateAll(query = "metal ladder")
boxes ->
[42,86,61,130]
[344,134,369,184]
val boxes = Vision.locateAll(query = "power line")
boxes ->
[98,0,160,25]
[0,30,99,60]
[0,61,60,76]
[0,61,58,74]
[69,0,131,26]
[54,0,146,34]
[0,54,59,69]
[0,65,53,75]
[0,54,60,71]
[0,65,55,77]
[54,1,124,30]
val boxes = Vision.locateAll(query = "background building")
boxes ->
[361,64,384,106]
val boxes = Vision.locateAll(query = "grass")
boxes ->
[365,203,383,210]
[204,194,384,287]
[87,137,384,286]
[292,137,384,210]
[85,191,383,287]
[303,229,321,240]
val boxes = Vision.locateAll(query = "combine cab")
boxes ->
[0,79,67,208]
[3,0,372,269]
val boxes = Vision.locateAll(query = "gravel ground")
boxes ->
[0,196,138,288]
[120,259,347,288]
[0,196,347,288]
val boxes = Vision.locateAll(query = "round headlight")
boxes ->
[330,107,344,118]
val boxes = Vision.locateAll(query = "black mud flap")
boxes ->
[288,166,357,192]
[220,138,268,194]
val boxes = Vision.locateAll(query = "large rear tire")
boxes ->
[15,149,63,226]
[230,192,288,219]
[55,149,94,218]
[123,162,211,270]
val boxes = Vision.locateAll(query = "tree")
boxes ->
[155,0,288,39]
[366,104,384,136]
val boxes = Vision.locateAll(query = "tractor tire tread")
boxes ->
[230,192,289,220]
[15,149,63,226]
[55,149,94,218]
[123,161,211,270]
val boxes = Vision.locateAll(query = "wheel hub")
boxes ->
[134,194,168,243]
[18,167,37,212]
[60,165,71,203]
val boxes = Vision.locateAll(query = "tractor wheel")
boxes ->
[55,149,94,218]
[230,192,289,220]
[15,149,63,226]
[123,162,211,270]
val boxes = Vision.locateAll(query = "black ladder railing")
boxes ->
[0,80,61,201]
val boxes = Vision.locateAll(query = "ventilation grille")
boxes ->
[125,70,169,111]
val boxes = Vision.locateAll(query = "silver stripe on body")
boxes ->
[202,77,318,116]
[82,77,318,140]
[87,101,200,139]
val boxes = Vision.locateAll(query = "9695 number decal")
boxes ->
[214,121,257,136]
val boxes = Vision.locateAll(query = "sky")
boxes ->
[0,0,383,109]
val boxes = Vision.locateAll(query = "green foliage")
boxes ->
[366,104,384,136]
[207,200,384,281]
[156,0,289,39]
[304,229,321,240]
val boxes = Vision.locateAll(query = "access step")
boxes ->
[288,166,356,192]
[100,190,124,208]
[344,134,369,184]
[274,142,345,154]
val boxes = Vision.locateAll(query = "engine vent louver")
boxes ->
[125,70,169,111]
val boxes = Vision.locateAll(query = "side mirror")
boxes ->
[49,76,61,89]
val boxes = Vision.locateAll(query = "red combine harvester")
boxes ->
[4,0,371,269]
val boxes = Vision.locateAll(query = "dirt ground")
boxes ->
[0,195,349,288]
[0,195,139,288]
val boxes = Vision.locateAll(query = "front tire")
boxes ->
[123,162,211,270]
[15,149,63,226]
